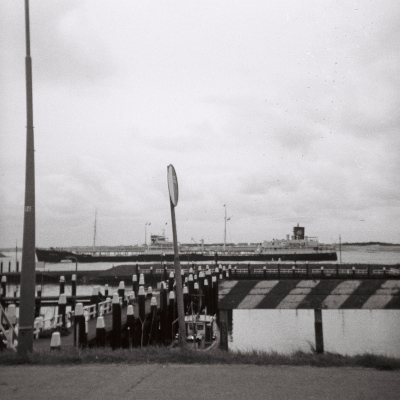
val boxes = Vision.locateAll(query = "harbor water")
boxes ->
[1,247,400,356]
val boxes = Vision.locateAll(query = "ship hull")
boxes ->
[36,248,337,263]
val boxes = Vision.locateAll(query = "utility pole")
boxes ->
[18,0,36,355]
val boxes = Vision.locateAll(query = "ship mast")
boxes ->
[224,205,227,251]
[93,209,97,253]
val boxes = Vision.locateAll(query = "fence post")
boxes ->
[314,309,324,354]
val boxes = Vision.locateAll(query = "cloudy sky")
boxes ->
[1,0,399,248]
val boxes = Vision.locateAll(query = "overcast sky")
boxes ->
[1,0,399,248]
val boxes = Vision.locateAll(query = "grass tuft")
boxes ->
[1,346,399,370]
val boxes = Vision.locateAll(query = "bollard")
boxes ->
[59,276,65,295]
[206,269,212,289]
[147,286,153,299]
[203,278,210,313]
[111,293,122,349]
[160,282,168,345]
[139,273,145,287]
[198,271,205,295]
[211,276,218,316]
[193,282,199,313]
[214,267,219,283]
[228,265,232,280]
[168,272,174,293]
[321,266,324,278]
[292,265,296,278]
[149,296,158,345]
[188,274,194,298]
[35,285,42,318]
[104,283,109,297]
[118,281,125,307]
[183,285,189,314]
[314,309,324,354]
[352,266,356,278]
[181,269,185,287]
[50,332,61,351]
[58,294,67,327]
[138,286,146,322]
[90,286,100,317]
[132,274,138,297]
[75,303,86,348]
[167,291,175,342]
[96,316,106,347]
[149,266,154,288]
[126,305,135,348]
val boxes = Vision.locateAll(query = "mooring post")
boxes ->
[314,308,324,354]
[71,274,76,311]
[75,303,86,348]
[111,293,121,349]
[50,332,61,351]
[211,276,217,315]
[58,294,67,328]
[183,285,189,314]
[167,291,175,342]
[59,276,65,295]
[104,283,109,297]
[168,271,174,294]
[1,276,7,307]
[138,286,146,322]
[34,285,41,318]
[118,281,125,307]
[96,316,106,347]
[181,269,185,287]
[126,304,135,349]
[188,273,194,298]
[203,278,210,313]
[198,271,205,294]
[219,309,228,351]
[263,266,266,279]
[132,274,138,297]
[149,266,153,288]
[90,286,100,317]
[147,286,153,300]
[320,266,324,278]
[352,266,356,278]
[149,296,158,345]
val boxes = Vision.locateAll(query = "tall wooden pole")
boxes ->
[170,199,186,347]
[18,0,36,355]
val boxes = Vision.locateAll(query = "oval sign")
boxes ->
[167,164,179,206]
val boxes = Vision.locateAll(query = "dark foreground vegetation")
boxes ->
[0,347,399,371]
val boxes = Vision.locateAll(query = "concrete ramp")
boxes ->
[218,280,400,309]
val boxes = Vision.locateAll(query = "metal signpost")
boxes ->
[167,165,186,347]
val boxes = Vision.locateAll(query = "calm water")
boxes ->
[230,309,400,357]
[2,248,400,356]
